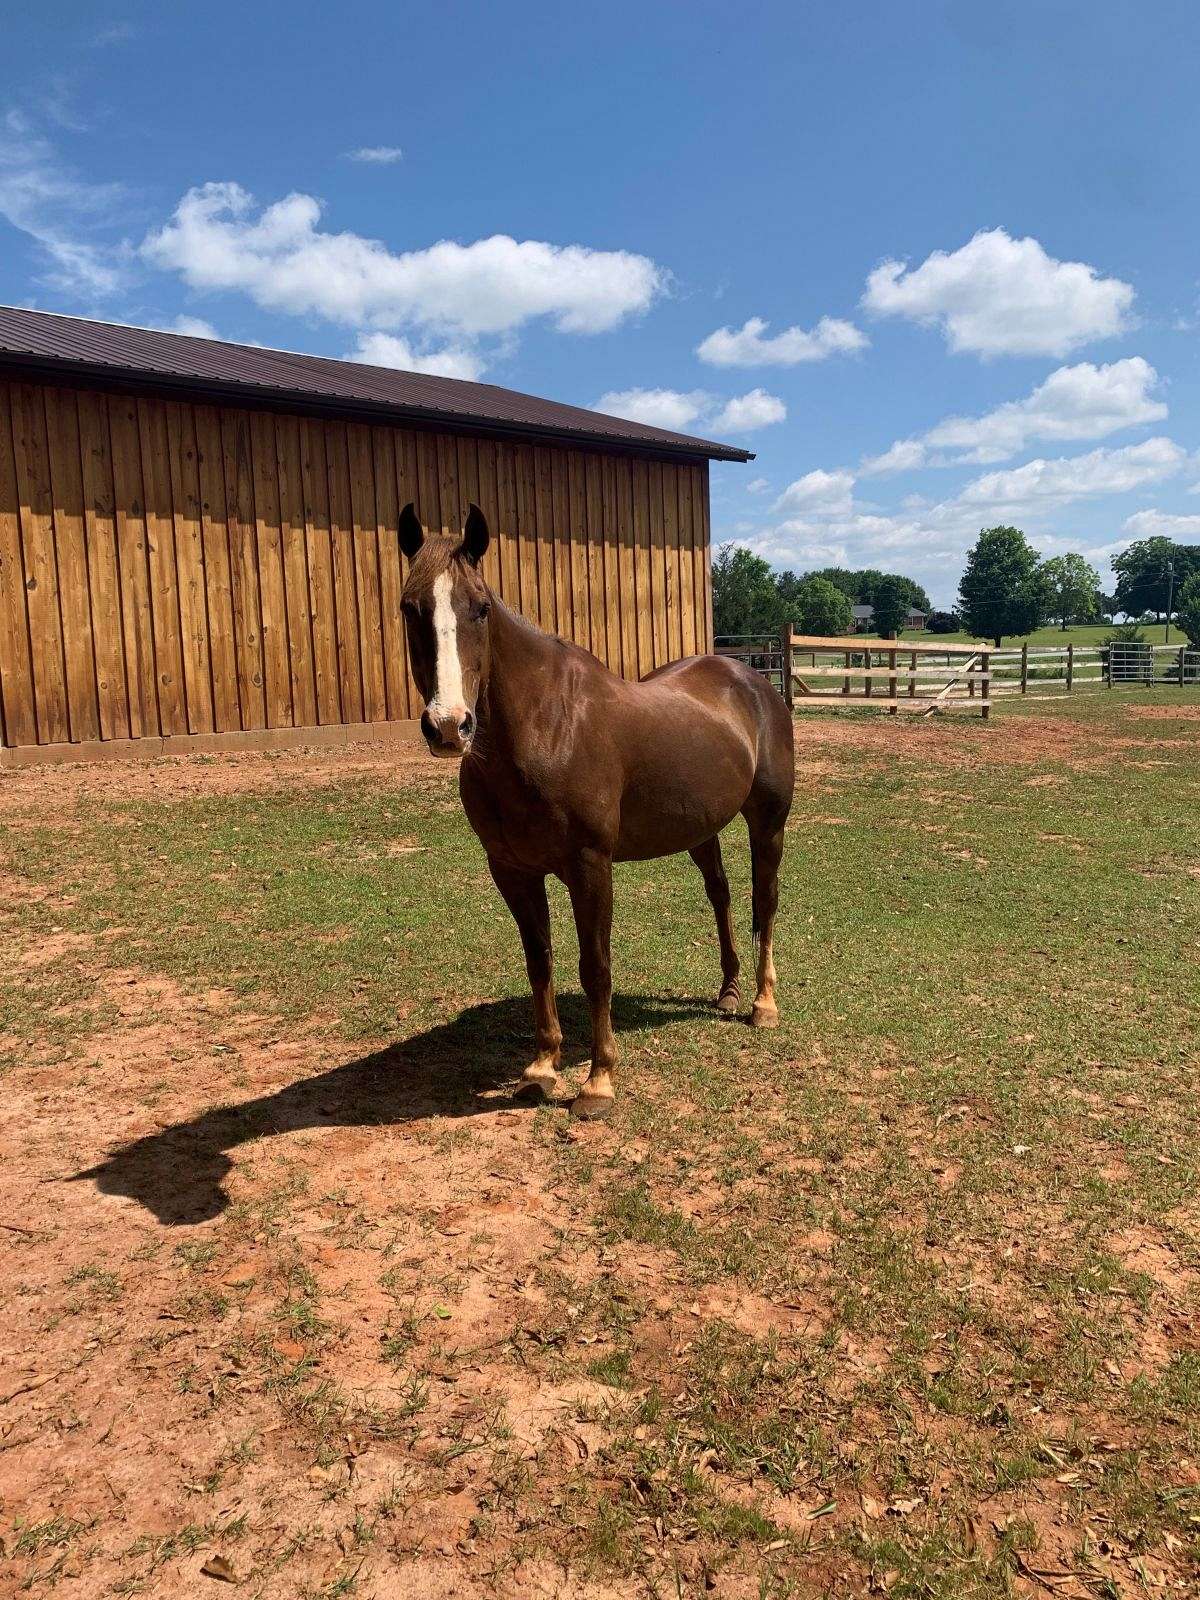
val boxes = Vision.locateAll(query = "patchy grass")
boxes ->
[0,693,1198,1596]
[885,621,1156,649]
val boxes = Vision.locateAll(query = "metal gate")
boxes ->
[1108,642,1200,685]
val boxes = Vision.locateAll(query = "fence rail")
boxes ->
[712,632,1200,718]
[780,633,995,717]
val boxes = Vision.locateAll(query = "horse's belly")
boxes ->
[613,755,751,861]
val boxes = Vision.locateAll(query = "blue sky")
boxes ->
[3,0,1199,607]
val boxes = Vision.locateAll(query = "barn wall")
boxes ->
[0,379,712,749]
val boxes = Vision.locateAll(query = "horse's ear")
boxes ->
[461,503,490,567]
[398,503,424,559]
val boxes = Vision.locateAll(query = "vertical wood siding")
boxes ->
[0,380,714,748]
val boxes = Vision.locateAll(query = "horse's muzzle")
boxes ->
[420,707,474,757]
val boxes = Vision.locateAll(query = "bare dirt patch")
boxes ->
[1126,705,1200,721]
[0,956,606,1595]
[792,706,1159,774]
[0,738,447,825]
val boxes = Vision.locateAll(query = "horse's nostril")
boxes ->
[420,710,438,743]
[460,712,475,740]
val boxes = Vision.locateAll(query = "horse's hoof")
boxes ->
[715,991,740,1017]
[570,1091,615,1121]
[516,1066,559,1101]
[749,1002,779,1029]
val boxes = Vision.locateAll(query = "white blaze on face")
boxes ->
[427,570,465,721]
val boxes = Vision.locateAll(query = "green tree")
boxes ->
[1176,573,1200,647]
[1041,553,1102,630]
[711,545,784,637]
[1112,538,1200,620]
[896,577,933,615]
[774,569,808,622]
[857,570,932,615]
[870,574,910,638]
[812,566,932,614]
[793,576,852,636]
[957,526,1048,647]
[808,567,861,601]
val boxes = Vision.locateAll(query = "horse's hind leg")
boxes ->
[688,836,741,1016]
[487,857,563,1096]
[745,810,787,1029]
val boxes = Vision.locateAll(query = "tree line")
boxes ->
[714,528,1200,647]
[712,550,936,639]
[958,527,1200,645]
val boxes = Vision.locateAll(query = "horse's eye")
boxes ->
[471,600,491,623]
[401,600,419,621]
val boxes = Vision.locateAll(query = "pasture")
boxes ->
[889,625,1162,650]
[1,692,1198,1598]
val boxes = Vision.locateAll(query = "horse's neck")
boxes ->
[478,598,567,753]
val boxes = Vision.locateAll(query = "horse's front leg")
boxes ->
[487,857,563,1097]
[564,848,618,1120]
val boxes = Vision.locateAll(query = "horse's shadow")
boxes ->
[73,992,710,1226]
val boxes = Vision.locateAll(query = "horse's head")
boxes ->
[399,502,492,758]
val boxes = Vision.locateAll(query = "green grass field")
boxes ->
[868,622,1178,650]
[1,691,1198,1596]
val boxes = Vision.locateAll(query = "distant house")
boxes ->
[851,604,927,633]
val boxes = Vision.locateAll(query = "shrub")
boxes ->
[1103,621,1146,644]
[927,610,961,634]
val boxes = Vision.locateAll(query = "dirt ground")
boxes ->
[2,703,1198,1598]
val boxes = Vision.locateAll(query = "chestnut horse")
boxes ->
[398,502,794,1118]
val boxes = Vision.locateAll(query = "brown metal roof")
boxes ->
[0,305,754,463]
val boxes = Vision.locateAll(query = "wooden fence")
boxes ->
[733,633,1200,716]
[778,634,996,717]
[987,643,1105,699]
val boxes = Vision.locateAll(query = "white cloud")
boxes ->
[861,438,929,476]
[928,358,1165,462]
[744,504,965,573]
[710,388,786,432]
[748,527,851,567]
[737,497,1014,613]
[142,182,665,337]
[0,110,129,294]
[348,330,485,382]
[696,314,868,367]
[772,468,856,516]
[595,386,785,436]
[958,437,1185,511]
[862,228,1135,357]
[731,434,1194,610]
[346,146,403,164]
[595,388,710,431]
[168,315,219,338]
[862,357,1167,474]
[1122,510,1200,538]
[746,476,770,494]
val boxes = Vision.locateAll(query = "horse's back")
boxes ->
[642,653,793,769]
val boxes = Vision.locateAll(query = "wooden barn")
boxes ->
[0,307,751,764]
